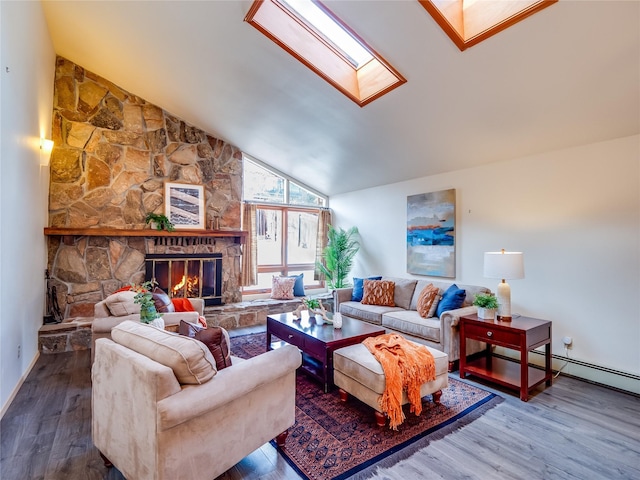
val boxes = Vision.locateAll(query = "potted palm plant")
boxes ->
[316,225,360,289]
[473,293,499,319]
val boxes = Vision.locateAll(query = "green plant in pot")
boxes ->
[145,212,175,232]
[316,225,360,289]
[302,297,327,324]
[303,297,321,312]
[473,293,499,319]
[131,280,163,326]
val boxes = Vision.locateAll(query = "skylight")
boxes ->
[418,0,558,51]
[279,0,373,68]
[245,0,406,107]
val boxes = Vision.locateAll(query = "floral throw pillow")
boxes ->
[271,276,296,300]
[417,284,440,318]
[361,280,395,307]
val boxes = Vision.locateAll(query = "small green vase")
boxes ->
[140,303,159,323]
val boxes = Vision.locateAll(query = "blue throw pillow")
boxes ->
[436,284,466,317]
[287,273,305,297]
[352,276,382,302]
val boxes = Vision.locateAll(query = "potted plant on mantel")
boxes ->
[473,293,499,320]
[145,212,175,232]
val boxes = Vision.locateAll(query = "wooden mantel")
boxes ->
[44,227,247,245]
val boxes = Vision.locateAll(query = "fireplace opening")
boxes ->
[145,253,223,306]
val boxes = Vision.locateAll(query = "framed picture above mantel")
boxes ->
[165,182,206,229]
[407,189,456,278]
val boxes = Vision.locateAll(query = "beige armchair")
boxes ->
[92,321,302,480]
[91,291,204,360]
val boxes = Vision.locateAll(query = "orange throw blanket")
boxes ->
[171,298,195,312]
[171,298,207,328]
[363,333,436,429]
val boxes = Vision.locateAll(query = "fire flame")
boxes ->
[172,275,199,297]
[172,275,186,293]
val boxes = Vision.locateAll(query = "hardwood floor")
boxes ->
[1,335,639,480]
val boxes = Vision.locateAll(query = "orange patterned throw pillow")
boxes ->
[417,284,440,318]
[427,294,441,318]
[361,280,395,307]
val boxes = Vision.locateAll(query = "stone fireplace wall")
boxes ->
[47,56,243,318]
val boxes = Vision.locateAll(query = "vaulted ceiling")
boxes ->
[42,0,639,196]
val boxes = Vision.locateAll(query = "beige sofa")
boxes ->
[334,277,491,371]
[92,321,302,480]
[91,291,204,360]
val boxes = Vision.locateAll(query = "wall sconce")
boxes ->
[40,138,54,166]
[483,249,524,321]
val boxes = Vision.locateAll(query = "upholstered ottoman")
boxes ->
[333,342,449,427]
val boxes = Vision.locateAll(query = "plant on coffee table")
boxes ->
[294,297,324,319]
[303,297,321,312]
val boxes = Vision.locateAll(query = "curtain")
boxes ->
[241,202,257,286]
[314,208,332,280]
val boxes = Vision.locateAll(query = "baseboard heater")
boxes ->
[493,350,640,396]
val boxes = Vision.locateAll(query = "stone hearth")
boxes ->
[38,317,93,354]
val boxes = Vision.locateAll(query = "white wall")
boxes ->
[1,1,55,415]
[331,135,640,393]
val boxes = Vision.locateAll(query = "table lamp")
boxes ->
[483,249,524,321]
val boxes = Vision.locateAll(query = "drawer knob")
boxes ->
[288,334,294,339]
[487,331,493,337]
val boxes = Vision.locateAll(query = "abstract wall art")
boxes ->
[407,189,456,277]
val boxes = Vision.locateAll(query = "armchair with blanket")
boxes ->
[91,289,205,360]
[92,321,302,480]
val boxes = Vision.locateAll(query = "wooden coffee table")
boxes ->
[267,311,385,392]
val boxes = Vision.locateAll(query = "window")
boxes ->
[243,155,327,293]
[289,182,325,207]
[243,159,285,204]
[252,206,320,291]
[243,156,326,207]
[244,0,406,107]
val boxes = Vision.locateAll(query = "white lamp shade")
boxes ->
[484,251,524,280]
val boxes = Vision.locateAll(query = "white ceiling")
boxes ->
[41,0,639,196]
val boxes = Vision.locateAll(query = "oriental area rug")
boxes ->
[231,332,503,480]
